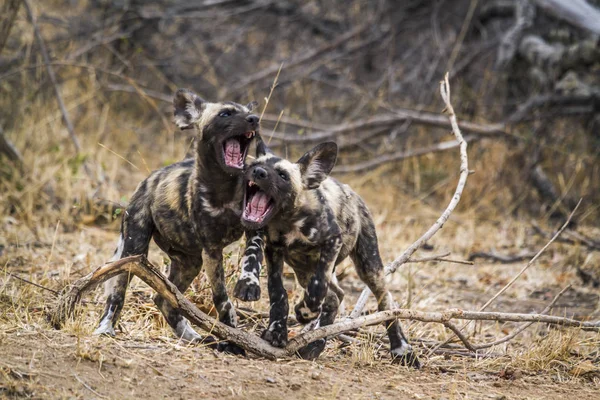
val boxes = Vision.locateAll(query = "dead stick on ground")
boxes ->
[472,284,571,351]
[481,200,580,312]
[23,0,93,179]
[49,255,286,360]
[350,72,469,318]
[408,252,474,265]
[428,200,582,356]
[51,256,600,361]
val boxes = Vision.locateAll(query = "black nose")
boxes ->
[253,166,268,180]
[246,114,259,125]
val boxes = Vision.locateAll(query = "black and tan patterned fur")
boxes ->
[237,139,420,367]
[95,89,263,353]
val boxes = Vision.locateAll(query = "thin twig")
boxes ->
[408,252,474,265]
[74,374,108,399]
[480,199,581,312]
[408,252,451,262]
[350,73,469,318]
[23,0,93,179]
[468,250,538,263]
[443,321,477,352]
[473,284,571,350]
[428,200,582,356]
[335,135,477,174]
[2,270,60,296]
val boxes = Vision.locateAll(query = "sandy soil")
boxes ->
[2,331,599,400]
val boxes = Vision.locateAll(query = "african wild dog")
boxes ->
[237,139,421,366]
[95,89,264,352]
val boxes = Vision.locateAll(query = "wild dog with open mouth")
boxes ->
[238,139,420,367]
[95,89,264,351]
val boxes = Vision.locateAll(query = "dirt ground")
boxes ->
[1,330,599,400]
[1,183,600,399]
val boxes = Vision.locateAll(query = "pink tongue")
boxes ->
[224,139,241,166]
[248,192,269,219]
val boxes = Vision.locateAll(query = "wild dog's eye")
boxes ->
[218,110,232,117]
[278,171,289,181]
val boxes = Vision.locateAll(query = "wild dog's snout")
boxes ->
[252,166,268,181]
[246,114,259,126]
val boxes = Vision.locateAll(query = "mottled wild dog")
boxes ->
[237,139,420,366]
[95,89,264,351]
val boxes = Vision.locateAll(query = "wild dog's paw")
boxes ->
[294,301,321,324]
[191,334,219,350]
[94,315,117,337]
[261,322,288,347]
[296,339,327,360]
[93,324,116,337]
[391,347,421,369]
[306,277,328,308]
[233,279,261,302]
[217,341,247,356]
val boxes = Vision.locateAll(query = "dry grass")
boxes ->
[2,81,600,394]
[1,2,600,397]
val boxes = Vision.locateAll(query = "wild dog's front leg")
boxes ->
[296,288,340,360]
[295,235,342,324]
[261,244,289,347]
[233,230,264,302]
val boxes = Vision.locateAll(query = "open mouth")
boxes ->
[223,131,255,169]
[242,180,275,225]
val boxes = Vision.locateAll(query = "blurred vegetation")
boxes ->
[0,0,599,235]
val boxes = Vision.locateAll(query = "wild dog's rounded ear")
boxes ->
[297,142,338,190]
[173,89,205,129]
[246,101,259,112]
[255,134,274,158]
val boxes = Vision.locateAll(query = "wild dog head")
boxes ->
[241,138,338,229]
[173,89,259,173]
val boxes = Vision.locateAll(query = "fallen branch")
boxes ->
[334,134,477,174]
[350,73,470,318]
[531,0,600,35]
[103,82,512,143]
[496,0,535,68]
[50,255,286,360]
[51,256,600,362]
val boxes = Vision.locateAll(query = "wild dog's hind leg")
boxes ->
[234,230,264,302]
[203,248,245,355]
[95,204,153,336]
[294,235,342,324]
[153,254,205,343]
[351,213,421,368]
